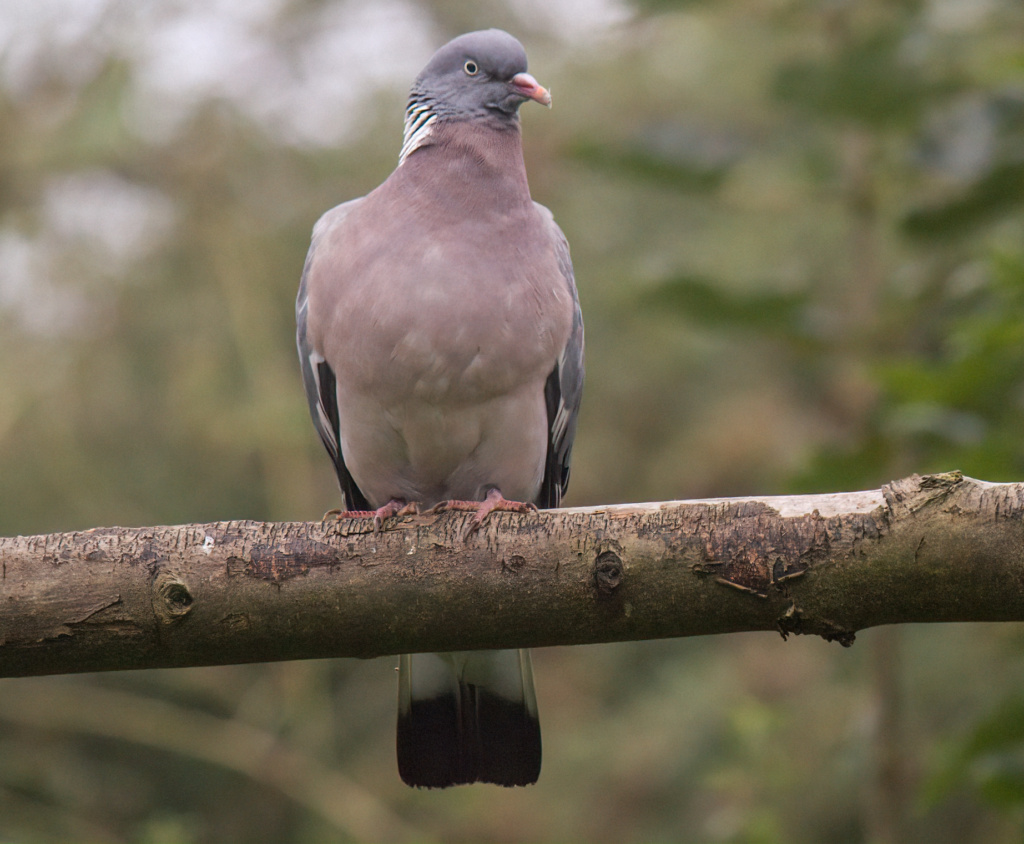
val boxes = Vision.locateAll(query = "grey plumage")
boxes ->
[296,29,583,787]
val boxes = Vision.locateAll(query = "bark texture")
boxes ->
[2,472,1023,678]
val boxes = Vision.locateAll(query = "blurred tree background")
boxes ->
[2,0,1024,840]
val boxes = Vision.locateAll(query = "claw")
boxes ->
[431,488,537,539]
[326,499,414,533]
[372,499,420,532]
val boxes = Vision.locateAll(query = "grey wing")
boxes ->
[295,199,371,511]
[537,206,584,509]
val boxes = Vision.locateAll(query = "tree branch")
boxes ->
[2,472,1023,679]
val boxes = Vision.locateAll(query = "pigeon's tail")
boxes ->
[397,649,541,788]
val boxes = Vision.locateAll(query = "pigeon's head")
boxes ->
[410,29,551,123]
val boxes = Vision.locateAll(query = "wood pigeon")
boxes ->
[296,29,584,788]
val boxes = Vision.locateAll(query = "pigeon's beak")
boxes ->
[511,72,552,108]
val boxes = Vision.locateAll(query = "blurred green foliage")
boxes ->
[2,0,1024,841]
[927,694,1024,812]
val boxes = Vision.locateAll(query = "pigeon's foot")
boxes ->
[323,499,417,533]
[430,488,538,538]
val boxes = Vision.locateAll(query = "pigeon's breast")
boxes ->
[332,205,572,409]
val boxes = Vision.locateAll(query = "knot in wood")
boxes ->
[502,554,527,574]
[594,550,623,595]
[153,570,194,625]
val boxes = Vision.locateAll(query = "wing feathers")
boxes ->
[538,212,584,509]
[296,201,371,511]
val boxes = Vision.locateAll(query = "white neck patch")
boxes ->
[399,103,437,165]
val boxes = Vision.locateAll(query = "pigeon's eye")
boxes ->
[463,60,479,76]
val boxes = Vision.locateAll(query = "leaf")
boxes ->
[571,140,731,193]
[642,274,810,337]
[902,163,1024,240]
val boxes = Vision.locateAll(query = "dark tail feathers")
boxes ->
[397,650,541,788]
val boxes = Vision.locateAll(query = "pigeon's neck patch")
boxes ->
[399,98,438,166]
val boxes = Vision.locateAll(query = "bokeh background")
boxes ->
[2,0,1024,841]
